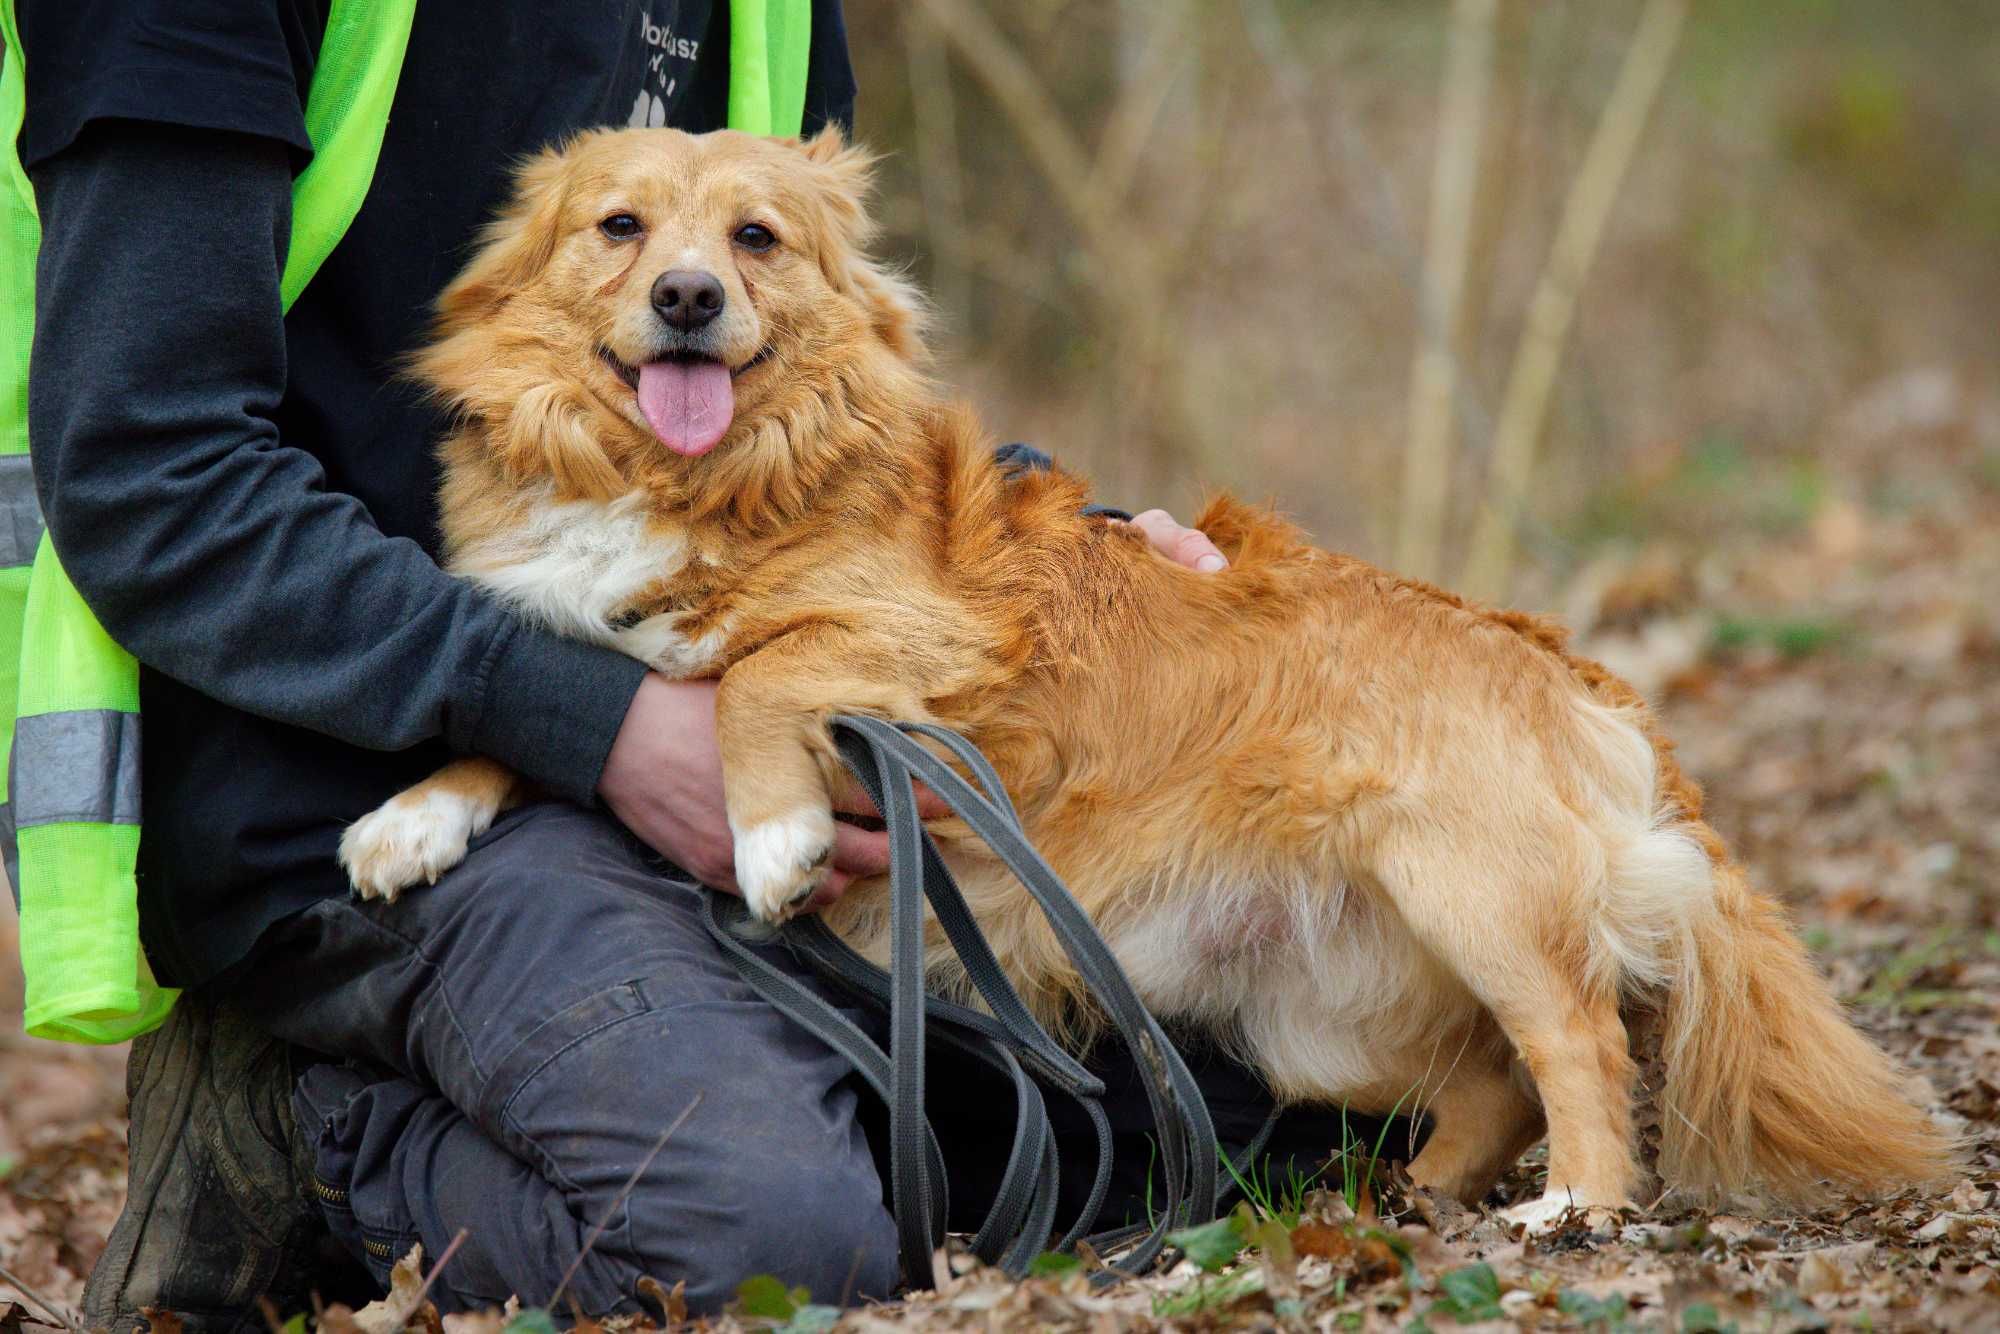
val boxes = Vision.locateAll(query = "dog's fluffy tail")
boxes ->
[1654,855,1959,1202]
[1565,684,1955,1203]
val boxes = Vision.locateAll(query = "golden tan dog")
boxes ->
[340,126,1954,1229]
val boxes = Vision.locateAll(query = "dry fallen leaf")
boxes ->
[349,1245,426,1334]
[1796,1250,1851,1297]
[634,1277,684,1326]
[435,1314,504,1334]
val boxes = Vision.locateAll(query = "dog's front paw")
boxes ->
[734,807,837,922]
[340,788,496,902]
[1499,1192,1624,1236]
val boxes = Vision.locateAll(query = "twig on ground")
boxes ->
[838,1245,867,1311]
[412,1227,471,1308]
[547,1091,705,1312]
[0,1263,81,1332]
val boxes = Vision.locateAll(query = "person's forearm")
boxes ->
[28,121,646,801]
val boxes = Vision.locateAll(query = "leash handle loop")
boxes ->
[835,719,1222,1255]
[713,716,1226,1286]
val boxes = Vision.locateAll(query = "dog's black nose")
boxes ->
[652,269,725,331]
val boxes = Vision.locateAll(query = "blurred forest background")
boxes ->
[845,0,1996,601]
[6,3,1999,1326]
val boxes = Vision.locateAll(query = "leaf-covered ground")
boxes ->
[4,376,1997,1331]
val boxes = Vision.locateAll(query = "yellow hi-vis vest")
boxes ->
[2,0,812,1043]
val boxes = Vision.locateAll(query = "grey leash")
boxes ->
[705,715,1273,1289]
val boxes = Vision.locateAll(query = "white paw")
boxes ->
[340,788,497,902]
[734,808,836,922]
[1501,1191,1620,1235]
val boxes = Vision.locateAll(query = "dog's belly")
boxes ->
[1102,876,1469,1104]
[824,828,1489,1112]
[1104,877,1326,1025]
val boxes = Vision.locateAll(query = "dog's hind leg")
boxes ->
[1403,1034,1546,1205]
[1373,831,1641,1229]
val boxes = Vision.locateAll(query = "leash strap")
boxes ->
[707,715,1259,1287]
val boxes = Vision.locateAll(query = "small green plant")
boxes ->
[1165,1209,1248,1273]
[1557,1288,1633,1330]
[1139,1133,1158,1229]
[1150,1266,1265,1317]
[1711,614,1851,660]
[1156,1206,1256,1317]
[734,1275,839,1332]
[1155,1201,1303,1318]
[1680,1302,1738,1333]
[1334,1090,1413,1213]
[1767,1289,1833,1331]
[1855,927,1985,1013]
[1026,1250,1083,1279]
[1118,1132,1163,1231]
[1220,1145,1330,1228]
[1426,1263,1506,1323]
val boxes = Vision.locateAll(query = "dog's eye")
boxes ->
[733,223,778,252]
[599,213,643,240]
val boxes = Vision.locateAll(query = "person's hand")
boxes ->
[1124,508,1228,572]
[598,674,945,908]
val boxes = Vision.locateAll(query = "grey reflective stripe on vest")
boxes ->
[9,709,142,827]
[1,799,18,910]
[0,453,42,568]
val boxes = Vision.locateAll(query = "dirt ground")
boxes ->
[3,389,1996,1330]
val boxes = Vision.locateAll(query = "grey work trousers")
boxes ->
[224,802,1387,1316]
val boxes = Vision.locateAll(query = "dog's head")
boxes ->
[422,126,927,508]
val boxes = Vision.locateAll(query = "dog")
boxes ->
[339,125,1956,1230]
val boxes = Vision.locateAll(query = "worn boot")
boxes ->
[82,993,325,1334]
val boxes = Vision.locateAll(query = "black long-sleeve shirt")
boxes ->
[21,1,856,985]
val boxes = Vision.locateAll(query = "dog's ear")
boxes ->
[434,144,572,327]
[791,125,876,238]
[799,123,862,168]
[788,128,931,361]
[848,261,931,364]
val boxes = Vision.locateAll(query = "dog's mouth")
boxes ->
[597,345,773,457]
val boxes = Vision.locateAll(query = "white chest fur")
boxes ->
[450,490,731,678]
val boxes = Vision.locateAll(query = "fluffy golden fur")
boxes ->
[340,126,1957,1227]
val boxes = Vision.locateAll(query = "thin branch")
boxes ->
[412,1227,470,1308]
[908,0,1120,270]
[548,1091,703,1311]
[901,10,971,321]
[909,0,1208,467]
[0,1262,81,1332]
[1397,0,1498,583]
[1242,0,1498,552]
[1241,0,1492,427]
[1087,4,1191,208]
[877,198,1075,313]
[1460,0,1689,601]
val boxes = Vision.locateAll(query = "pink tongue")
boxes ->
[636,359,734,456]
